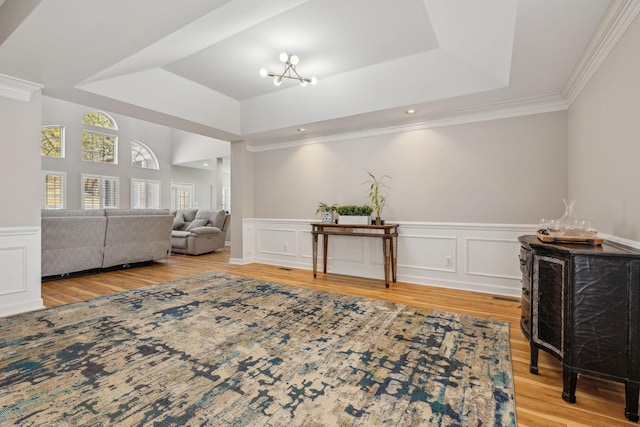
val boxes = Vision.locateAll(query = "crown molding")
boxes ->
[562,0,640,106]
[0,73,43,102]
[246,94,568,152]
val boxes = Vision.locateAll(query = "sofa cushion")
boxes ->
[186,218,208,230]
[195,209,226,229]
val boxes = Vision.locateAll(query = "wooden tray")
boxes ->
[537,231,603,246]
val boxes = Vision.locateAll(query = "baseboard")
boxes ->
[0,298,44,318]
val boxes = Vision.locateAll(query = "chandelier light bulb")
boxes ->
[274,76,282,86]
[310,77,318,86]
[279,52,289,63]
[259,68,268,78]
[290,55,299,65]
[300,79,307,86]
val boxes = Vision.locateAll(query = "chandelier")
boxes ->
[259,52,317,87]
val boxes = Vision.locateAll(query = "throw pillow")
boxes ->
[186,218,208,230]
[173,214,185,230]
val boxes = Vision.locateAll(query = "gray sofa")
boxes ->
[41,209,173,277]
[171,209,229,255]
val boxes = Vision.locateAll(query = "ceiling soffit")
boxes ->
[75,0,518,138]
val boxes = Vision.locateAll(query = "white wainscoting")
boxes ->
[237,219,536,297]
[0,227,43,316]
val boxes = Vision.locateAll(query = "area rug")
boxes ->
[0,273,516,426]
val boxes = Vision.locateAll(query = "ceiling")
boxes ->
[0,0,629,152]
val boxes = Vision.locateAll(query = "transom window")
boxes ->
[82,111,118,164]
[41,126,64,158]
[82,111,117,130]
[131,140,159,170]
[42,171,66,209]
[82,174,119,209]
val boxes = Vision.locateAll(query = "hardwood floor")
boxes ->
[40,248,636,426]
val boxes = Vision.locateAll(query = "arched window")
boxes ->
[81,111,118,164]
[82,111,117,130]
[41,125,64,157]
[131,140,159,170]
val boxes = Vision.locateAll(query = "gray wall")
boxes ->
[0,91,41,227]
[568,12,640,241]
[252,111,568,224]
[41,96,215,211]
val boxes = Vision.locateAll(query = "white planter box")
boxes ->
[337,215,370,225]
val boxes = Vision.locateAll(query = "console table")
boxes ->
[518,235,640,422]
[310,223,399,288]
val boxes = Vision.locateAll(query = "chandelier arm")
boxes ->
[290,66,306,83]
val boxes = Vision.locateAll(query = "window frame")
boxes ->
[42,171,66,209]
[82,111,118,130]
[41,125,65,158]
[171,182,194,210]
[81,111,118,164]
[81,174,119,209]
[131,178,161,209]
[131,140,159,170]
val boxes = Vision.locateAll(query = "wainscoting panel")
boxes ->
[257,227,297,257]
[466,238,522,280]
[240,219,536,297]
[0,227,43,317]
[0,246,27,295]
[399,234,457,273]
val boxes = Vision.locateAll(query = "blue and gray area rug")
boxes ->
[0,273,516,426]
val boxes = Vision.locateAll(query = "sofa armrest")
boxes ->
[188,226,223,236]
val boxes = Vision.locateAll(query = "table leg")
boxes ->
[383,237,391,288]
[625,381,640,422]
[391,235,397,283]
[322,234,328,274]
[312,232,318,278]
[529,343,539,374]
[562,365,578,404]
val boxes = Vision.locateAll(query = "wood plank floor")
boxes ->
[40,248,636,426]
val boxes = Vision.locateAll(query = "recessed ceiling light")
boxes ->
[405,109,417,115]
[297,128,307,132]
[203,163,208,167]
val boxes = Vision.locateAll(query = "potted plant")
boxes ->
[336,205,373,224]
[363,171,391,225]
[315,202,338,224]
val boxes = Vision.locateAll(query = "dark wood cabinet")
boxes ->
[519,235,640,422]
